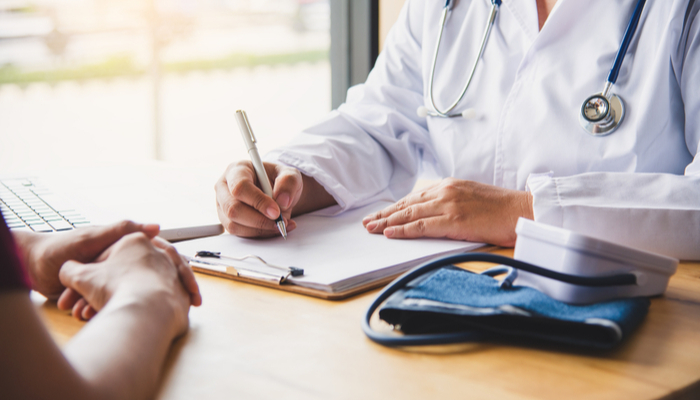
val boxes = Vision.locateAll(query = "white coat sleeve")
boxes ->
[528,11,700,260]
[264,0,435,215]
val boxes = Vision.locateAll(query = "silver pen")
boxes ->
[235,110,287,239]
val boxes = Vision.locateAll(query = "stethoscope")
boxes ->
[362,253,638,347]
[417,0,648,137]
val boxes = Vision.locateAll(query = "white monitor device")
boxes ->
[513,218,678,304]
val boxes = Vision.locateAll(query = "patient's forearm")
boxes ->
[0,292,93,399]
[0,292,180,400]
[62,293,181,400]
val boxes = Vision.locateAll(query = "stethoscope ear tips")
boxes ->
[416,106,429,118]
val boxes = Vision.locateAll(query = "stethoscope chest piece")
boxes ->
[580,93,625,136]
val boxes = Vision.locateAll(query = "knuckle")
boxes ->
[223,200,238,219]
[230,181,248,199]
[256,216,270,235]
[440,178,458,191]
[252,193,269,213]
[163,244,178,257]
[395,199,409,211]
[117,220,136,232]
[255,228,267,238]
[234,159,252,169]
[415,219,427,235]
[126,231,149,245]
[402,206,414,219]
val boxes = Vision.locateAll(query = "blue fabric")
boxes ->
[379,267,650,349]
[407,269,647,329]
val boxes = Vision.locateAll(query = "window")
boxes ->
[0,0,332,171]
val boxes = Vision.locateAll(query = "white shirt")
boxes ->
[266,0,700,260]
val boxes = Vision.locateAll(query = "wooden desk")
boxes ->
[39,248,700,400]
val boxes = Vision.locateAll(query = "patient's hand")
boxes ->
[13,221,160,300]
[58,235,202,321]
[362,178,534,247]
[57,232,195,336]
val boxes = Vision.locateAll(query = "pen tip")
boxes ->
[277,220,287,240]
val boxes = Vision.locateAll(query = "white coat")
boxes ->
[265,0,700,260]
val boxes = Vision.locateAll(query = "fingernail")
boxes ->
[366,221,377,231]
[144,223,160,231]
[266,207,278,219]
[277,193,290,209]
[362,216,371,224]
[384,227,395,237]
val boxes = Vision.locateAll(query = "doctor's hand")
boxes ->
[362,178,534,247]
[215,160,336,238]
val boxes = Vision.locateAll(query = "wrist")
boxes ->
[294,173,337,216]
[11,230,39,268]
[106,287,189,339]
[524,191,534,220]
[11,231,49,293]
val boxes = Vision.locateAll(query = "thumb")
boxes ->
[59,259,91,294]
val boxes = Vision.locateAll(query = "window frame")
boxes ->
[330,0,379,109]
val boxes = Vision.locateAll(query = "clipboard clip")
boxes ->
[189,251,304,285]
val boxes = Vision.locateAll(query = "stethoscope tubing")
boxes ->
[607,0,647,85]
[362,253,638,347]
[426,0,500,117]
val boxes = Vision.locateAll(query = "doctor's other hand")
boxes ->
[12,221,160,300]
[362,178,534,247]
[57,232,194,337]
[215,160,336,237]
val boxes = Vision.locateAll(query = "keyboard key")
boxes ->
[29,223,54,232]
[48,220,74,231]
[7,221,27,228]
[3,200,25,207]
[72,221,91,227]
[9,226,33,233]
[34,208,55,215]
[34,194,75,212]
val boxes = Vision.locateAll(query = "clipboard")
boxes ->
[183,250,405,300]
[174,202,486,301]
[190,262,402,300]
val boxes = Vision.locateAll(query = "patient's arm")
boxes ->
[0,233,193,400]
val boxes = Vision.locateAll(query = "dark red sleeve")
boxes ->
[0,213,30,291]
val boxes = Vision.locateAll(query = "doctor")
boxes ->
[215,0,700,260]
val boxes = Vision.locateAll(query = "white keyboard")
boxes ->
[0,178,89,232]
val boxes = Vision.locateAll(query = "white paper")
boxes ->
[174,202,484,292]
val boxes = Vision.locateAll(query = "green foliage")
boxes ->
[0,50,329,86]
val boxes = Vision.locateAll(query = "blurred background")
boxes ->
[0,0,331,171]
